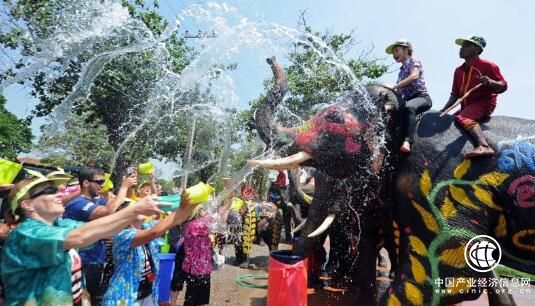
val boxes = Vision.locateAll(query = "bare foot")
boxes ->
[464,145,494,158]
[400,141,411,153]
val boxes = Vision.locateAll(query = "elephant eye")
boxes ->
[324,111,344,123]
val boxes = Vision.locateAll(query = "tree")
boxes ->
[0,95,33,160]
[239,16,388,135]
[0,0,194,172]
[36,112,115,170]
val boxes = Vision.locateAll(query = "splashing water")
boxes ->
[2,1,383,254]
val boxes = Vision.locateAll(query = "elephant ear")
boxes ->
[366,84,400,114]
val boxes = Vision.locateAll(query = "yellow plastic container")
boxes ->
[138,162,154,174]
[102,173,114,192]
[0,158,23,184]
[186,182,215,205]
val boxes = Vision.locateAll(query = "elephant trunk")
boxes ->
[254,57,288,148]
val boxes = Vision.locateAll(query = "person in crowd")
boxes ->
[440,35,507,158]
[101,193,193,305]
[178,193,232,306]
[384,39,432,153]
[63,167,137,306]
[267,171,292,242]
[0,176,164,305]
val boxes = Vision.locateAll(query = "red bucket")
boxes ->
[267,250,308,306]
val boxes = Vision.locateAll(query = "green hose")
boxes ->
[235,274,268,289]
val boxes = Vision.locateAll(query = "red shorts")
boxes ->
[455,102,495,129]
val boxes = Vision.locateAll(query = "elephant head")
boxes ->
[250,57,402,258]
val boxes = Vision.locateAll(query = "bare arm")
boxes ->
[131,192,193,247]
[88,175,137,220]
[61,189,80,205]
[149,173,158,195]
[63,197,162,250]
[480,76,507,93]
[393,67,420,89]
[440,93,459,112]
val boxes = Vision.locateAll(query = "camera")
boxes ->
[125,166,137,177]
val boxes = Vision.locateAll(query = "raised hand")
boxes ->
[122,173,138,189]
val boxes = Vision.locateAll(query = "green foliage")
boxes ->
[0,95,33,160]
[239,20,388,136]
[36,113,115,170]
[0,0,194,172]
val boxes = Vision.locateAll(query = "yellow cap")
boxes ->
[11,175,71,211]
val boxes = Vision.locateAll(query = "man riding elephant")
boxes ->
[440,35,508,158]
[249,56,533,305]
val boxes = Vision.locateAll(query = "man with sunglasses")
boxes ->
[63,167,136,306]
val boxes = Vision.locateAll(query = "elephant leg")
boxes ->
[282,204,293,242]
[382,217,398,279]
[234,240,245,266]
[271,209,283,250]
[351,234,379,305]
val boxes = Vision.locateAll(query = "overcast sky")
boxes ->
[4,0,534,138]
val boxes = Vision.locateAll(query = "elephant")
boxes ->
[249,57,535,305]
[226,197,283,268]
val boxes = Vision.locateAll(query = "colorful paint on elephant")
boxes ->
[388,141,535,306]
[390,161,506,305]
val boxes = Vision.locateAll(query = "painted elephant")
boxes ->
[227,197,283,268]
[249,57,535,305]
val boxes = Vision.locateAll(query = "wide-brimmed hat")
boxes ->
[385,39,412,54]
[10,175,71,211]
[455,35,486,50]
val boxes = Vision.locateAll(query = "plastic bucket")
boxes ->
[0,159,22,184]
[267,250,308,306]
[138,162,154,174]
[157,195,181,212]
[186,182,215,204]
[158,253,176,303]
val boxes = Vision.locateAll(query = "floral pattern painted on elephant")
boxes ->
[388,159,515,305]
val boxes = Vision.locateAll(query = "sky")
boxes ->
[3,0,535,139]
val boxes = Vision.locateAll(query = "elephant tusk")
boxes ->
[291,218,307,235]
[247,151,312,170]
[308,214,335,238]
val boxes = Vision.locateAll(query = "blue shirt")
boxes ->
[397,57,428,100]
[102,222,161,305]
[63,196,108,264]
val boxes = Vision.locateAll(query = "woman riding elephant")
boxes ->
[383,39,432,153]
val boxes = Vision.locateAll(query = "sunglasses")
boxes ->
[29,186,59,199]
[88,179,106,185]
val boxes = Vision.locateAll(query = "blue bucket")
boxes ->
[158,253,176,303]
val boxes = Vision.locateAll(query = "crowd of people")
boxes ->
[0,160,309,306]
[0,33,509,306]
